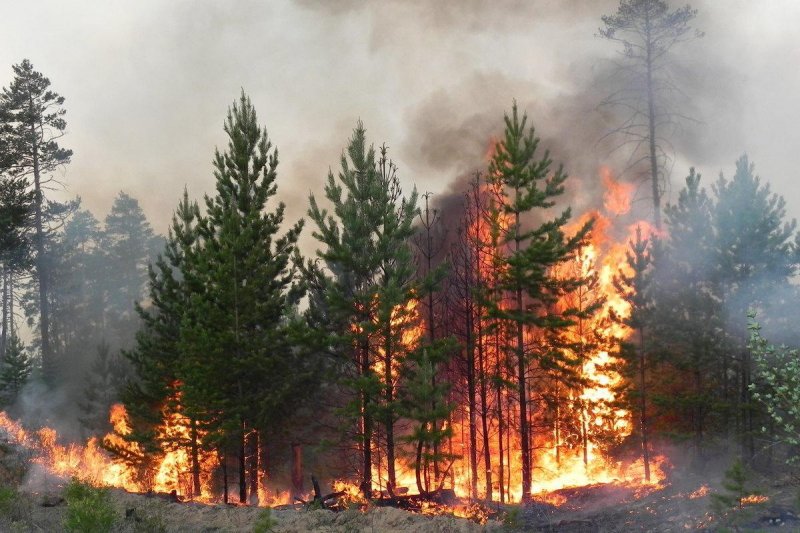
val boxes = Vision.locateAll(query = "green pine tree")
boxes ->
[0,335,31,407]
[400,343,457,495]
[652,169,725,458]
[485,103,593,501]
[108,189,201,492]
[0,59,73,384]
[613,225,654,480]
[181,91,305,504]
[306,122,419,497]
[712,155,798,460]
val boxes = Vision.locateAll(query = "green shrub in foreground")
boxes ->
[63,478,117,533]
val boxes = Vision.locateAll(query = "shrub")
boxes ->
[253,507,277,533]
[63,478,117,533]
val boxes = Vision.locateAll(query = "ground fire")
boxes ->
[0,164,667,512]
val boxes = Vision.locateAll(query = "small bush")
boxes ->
[0,486,18,516]
[63,478,117,533]
[0,484,31,525]
[502,506,523,530]
[253,507,277,533]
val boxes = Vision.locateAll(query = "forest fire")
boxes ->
[0,165,667,513]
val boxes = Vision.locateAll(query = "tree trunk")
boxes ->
[383,327,397,496]
[29,105,52,385]
[360,339,373,498]
[478,327,492,501]
[639,328,651,482]
[415,437,425,495]
[645,19,662,230]
[248,430,259,504]
[239,424,247,503]
[190,418,201,499]
[291,443,303,497]
[514,205,531,502]
[221,451,229,504]
[1,267,8,362]
[496,337,505,504]
[466,324,479,500]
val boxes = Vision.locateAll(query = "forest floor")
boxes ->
[2,438,800,532]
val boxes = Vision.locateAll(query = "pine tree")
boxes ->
[613,226,654,480]
[47,209,104,371]
[0,60,73,384]
[599,1,702,229]
[400,343,457,495]
[79,340,127,436]
[306,122,419,497]
[101,192,160,345]
[0,335,31,407]
[182,91,304,503]
[653,169,725,457]
[486,103,593,501]
[711,155,799,460]
[109,190,201,491]
[0,174,33,361]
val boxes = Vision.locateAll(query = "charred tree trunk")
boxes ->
[291,443,303,497]
[190,418,201,499]
[496,335,505,504]
[383,326,397,496]
[360,339,373,498]
[466,322,479,500]
[639,328,651,482]
[260,439,270,497]
[239,423,247,503]
[248,430,259,504]
[220,451,229,504]
[478,328,492,502]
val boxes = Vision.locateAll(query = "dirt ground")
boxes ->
[3,477,798,532]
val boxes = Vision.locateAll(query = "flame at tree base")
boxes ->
[0,406,668,513]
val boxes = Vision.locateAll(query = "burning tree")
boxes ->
[484,103,594,501]
[108,92,311,504]
[306,122,421,497]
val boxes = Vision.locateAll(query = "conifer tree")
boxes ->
[654,169,724,456]
[711,155,798,459]
[101,192,160,343]
[400,342,457,495]
[614,226,654,480]
[307,122,419,497]
[486,103,593,501]
[0,60,73,384]
[0,335,31,407]
[110,190,201,491]
[182,92,304,503]
[79,340,126,436]
[599,0,702,229]
[0,175,33,360]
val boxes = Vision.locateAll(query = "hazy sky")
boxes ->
[3,0,799,241]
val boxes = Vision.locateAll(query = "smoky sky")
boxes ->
[2,0,799,249]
